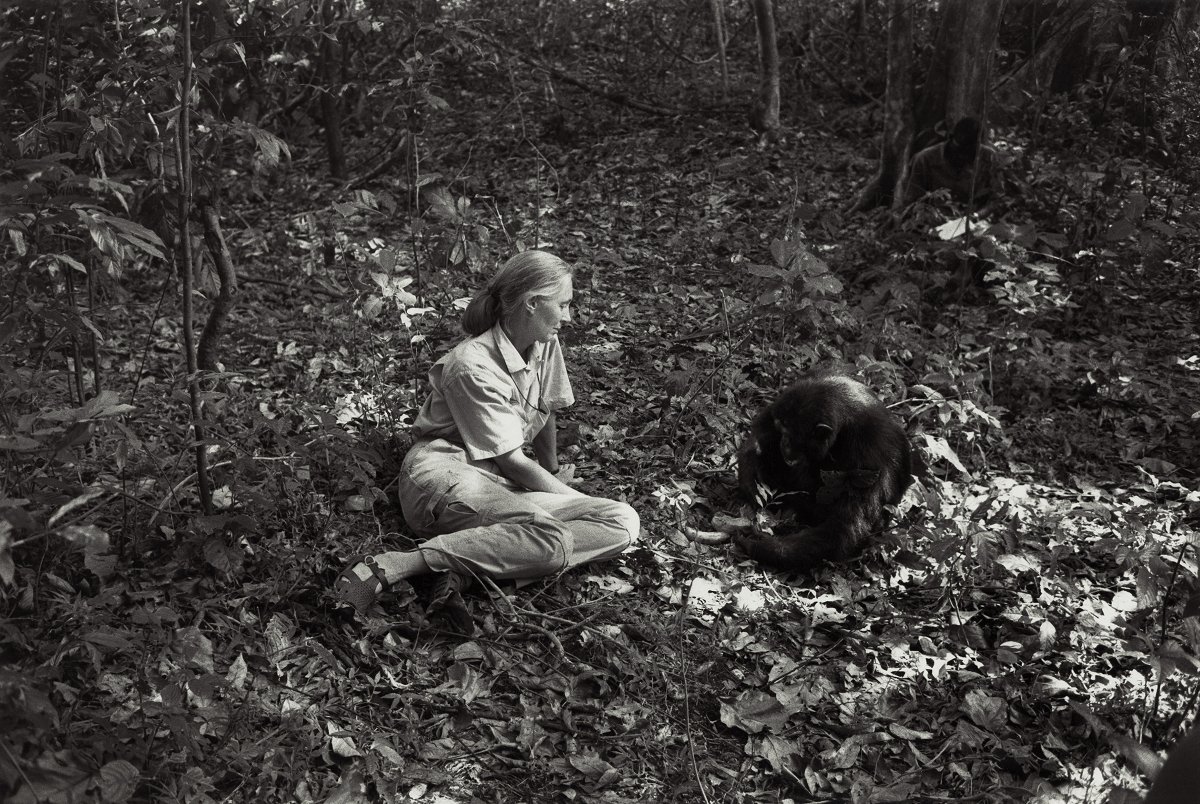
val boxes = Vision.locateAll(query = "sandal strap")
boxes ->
[359,554,389,586]
[334,554,389,614]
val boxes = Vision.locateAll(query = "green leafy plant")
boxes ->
[744,232,853,347]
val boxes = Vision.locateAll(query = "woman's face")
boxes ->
[528,276,573,343]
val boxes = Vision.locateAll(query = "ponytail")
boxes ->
[462,286,503,337]
[461,250,574,336]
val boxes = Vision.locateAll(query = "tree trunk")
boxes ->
[319,0,347,179]
[198,202,238,372]
[994,0,1096,112]
[177,0,213,516]
[86,253,100,396]
[711,0,729,100]
[913,0,1004,146]
[749,0,780,141]
[849,0,912,213]
[63,263,86,405]
[1173,0,1200,40]
[1159,0,1200,78]
[851,0,1001,213]
[994,1,1193,124]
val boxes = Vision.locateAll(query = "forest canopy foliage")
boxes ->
[2,0,1200,802]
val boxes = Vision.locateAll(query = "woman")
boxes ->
[334,250,640,613]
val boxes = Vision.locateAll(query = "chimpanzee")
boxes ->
[1146,723,1200,804]
[901,116,999,209]
[733,373,913,571]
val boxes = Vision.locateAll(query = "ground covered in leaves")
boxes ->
[5,65,1200,804]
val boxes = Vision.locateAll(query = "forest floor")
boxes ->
[6,70,1200,804]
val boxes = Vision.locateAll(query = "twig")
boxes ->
[0,742,36,799]
[677,559,713,804]
[147,455,301,526]
[647,5,748,67]
[471,26,677,116]
[346,128,411,188]
[669,331,755,439]
[240,274,343,299]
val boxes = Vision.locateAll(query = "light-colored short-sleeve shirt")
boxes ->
[903,142,998,206]
[411,323,574,461]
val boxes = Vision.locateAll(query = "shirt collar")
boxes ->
[490,322,543,374]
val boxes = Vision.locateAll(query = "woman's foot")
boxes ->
[333,554,389,614]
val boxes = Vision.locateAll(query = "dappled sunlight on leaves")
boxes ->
[3,4,1200,801]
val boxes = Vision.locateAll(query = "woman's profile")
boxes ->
[334,250,639,614]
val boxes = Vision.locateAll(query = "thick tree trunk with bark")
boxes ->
[749,0,780,141]
[913,0,1005,146]
[994,0,1096,111]
[1172,0,1200,42]
[1160,0,1200,77]
[849,0,912,212]
[997,0,1197,116]
[851,0,1002,213]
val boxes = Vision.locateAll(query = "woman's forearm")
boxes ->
[532,412,558,471]
[495,448,581,496]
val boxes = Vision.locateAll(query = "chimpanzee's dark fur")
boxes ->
[734,374,913,571]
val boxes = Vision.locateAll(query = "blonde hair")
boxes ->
[462,250,574,336]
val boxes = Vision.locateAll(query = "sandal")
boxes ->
[333,554,389,614]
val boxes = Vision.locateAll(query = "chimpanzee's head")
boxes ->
[772,396,844,470]
[776,415,838,467]
[771,375,878,470]
[945,117,982,169]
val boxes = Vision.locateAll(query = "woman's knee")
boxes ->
[523,515,575,574]
[398,448,472,537]
[595,499,639,548]
[616,502,640,546]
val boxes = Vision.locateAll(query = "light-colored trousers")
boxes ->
[398,438,639,579]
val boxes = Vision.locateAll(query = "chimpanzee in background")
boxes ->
[733,373,914,571]
[901,116,999,210]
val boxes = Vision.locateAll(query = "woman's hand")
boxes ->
[494,449,585,497]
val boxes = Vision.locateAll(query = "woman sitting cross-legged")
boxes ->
[334,250,640,613]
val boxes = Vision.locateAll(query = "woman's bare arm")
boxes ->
[531,411,558,472]
[494,445,583,496]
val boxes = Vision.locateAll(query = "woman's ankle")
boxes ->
[374,550,430,583]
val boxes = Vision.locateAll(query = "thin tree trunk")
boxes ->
[319,0,347,179]
[177,0,213,515]
[63,263,85,405]
[711,0,729,100]
[850,0,913,213]
[86,253,101,395]
[198,202,238,371]
[749,0,780,140]
[884,0,915,210]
